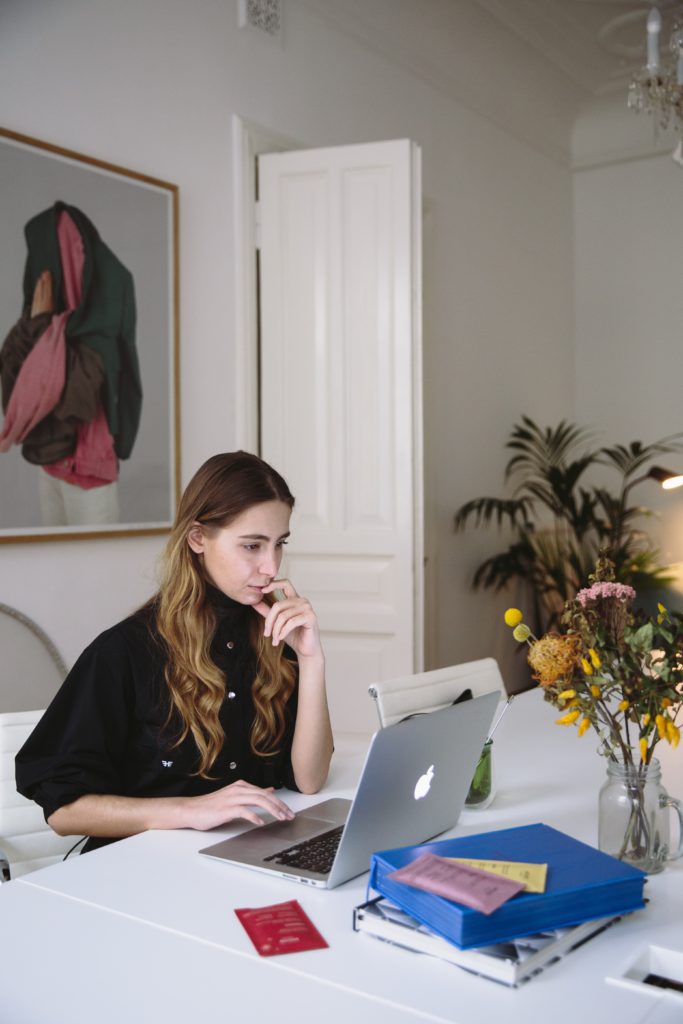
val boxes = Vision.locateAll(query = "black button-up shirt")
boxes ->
[15,587,299,851]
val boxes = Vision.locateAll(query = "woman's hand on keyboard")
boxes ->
[181,781,296,831]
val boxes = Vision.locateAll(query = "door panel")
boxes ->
[259,139,422,734]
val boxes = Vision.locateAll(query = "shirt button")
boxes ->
[228,691,236,700]
[229,761,237,770]
[226,641,235,649]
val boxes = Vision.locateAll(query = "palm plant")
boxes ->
[454,417,683,632]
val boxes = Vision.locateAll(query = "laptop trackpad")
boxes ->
[259,815,337,843]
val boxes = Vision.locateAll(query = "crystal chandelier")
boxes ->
[628,6,683,131]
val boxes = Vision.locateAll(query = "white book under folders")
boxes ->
[353,896,625,988]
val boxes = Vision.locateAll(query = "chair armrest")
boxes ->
[0,850,11,883]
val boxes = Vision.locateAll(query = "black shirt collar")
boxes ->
[205,582,251,623]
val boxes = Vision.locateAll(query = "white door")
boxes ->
[258,139,422,734]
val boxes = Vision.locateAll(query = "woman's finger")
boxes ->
[244,792,294,817]
[262,597,302,638]
[268,605,309,644]
[235,809,268,827]
[223,782,294,818]
[262,578,298,599]
[228,781,288,803]
[272,612,310,646]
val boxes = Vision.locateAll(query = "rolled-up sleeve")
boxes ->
[15,631,136,820]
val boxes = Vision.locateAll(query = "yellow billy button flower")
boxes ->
[666,720,680,746]
[658,602,667,615]
[642,713,651,727]
[590,684,601,698]
[577,717,591,737]
[512,623,531,642]
[618,699,629,712]
[656,714,668,739]
[639,737,648,762]
[588,648,601,669]
[581,657,594,676]
[558,689,576,700]
[556,708,581,726]
[504,608,523,628]
[661,697,672,709]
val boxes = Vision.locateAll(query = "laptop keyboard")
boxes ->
[263,825,344,875]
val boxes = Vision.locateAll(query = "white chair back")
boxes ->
[368,657,505,728]
[0,709,81,880]
[0,607,79,880]
[0,603,67,713]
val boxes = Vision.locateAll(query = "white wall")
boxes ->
[572,94,683,599]
[0,0,575,697]
[422,109,574,678]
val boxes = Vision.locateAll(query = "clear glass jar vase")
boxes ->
[598,758,683,874]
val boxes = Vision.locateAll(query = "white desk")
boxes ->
[2,692,683,1024]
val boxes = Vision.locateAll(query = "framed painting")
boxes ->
[0,127,179,543]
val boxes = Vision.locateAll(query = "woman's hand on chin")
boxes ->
[253,579,324,660]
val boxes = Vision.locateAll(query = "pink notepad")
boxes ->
[387,852,524,915]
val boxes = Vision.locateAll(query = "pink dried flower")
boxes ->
[576,582,636,607]
[575,580,635,646]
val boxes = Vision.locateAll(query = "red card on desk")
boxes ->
[235,899,329,957]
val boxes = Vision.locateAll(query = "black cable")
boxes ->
[62,836,87,861]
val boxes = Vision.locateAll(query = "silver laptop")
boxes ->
[199,689,499,889]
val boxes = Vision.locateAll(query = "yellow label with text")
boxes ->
[447,858,547,893]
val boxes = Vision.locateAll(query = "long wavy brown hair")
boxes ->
[154,452,297,777]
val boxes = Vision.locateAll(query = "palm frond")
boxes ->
[454,496,534,532]
[598,435,683,481]
[471,541,536,592]
[504,417,595,482]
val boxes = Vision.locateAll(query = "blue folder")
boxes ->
[368,823,646,949]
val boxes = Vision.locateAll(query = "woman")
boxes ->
[16,452,333,852]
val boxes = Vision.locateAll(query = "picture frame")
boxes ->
[0,127,180,543]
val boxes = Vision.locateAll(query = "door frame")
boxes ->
[231,114,299,453]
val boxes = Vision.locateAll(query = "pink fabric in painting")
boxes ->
[43,404,119,488]
[0,211,84,449]
[48,211,119,488]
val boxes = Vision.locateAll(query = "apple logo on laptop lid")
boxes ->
[414,764,434,800]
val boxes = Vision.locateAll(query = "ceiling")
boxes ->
[476,0,683,96]
[297,0,683,162]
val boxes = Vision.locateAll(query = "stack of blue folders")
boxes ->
[368,823,647,949]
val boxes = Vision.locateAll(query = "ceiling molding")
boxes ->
[473,0,608,92]
[476,0,683,94]
[294,0,583,166]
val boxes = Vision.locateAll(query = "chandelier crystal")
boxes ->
[628,7,683,131]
